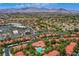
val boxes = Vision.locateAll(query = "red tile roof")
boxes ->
[15,51,25,56]
[43,50,60,56]
[76,32,79,35]
[71,34,77,37]
[47,50,60,56]
[12,44,27,50]
[32,41,45,47]
[65,42,77,56]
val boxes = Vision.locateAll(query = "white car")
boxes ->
[13,30,19,34]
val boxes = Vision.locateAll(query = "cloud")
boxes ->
[0,3,59,9]
[15,3,51,8]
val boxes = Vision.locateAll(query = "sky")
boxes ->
[0,3,79,10]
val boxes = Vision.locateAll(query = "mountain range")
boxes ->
[0,8,79,14]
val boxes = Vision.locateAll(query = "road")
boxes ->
[3,47,12,56]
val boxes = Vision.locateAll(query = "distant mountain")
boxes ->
[0,7,79,14]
